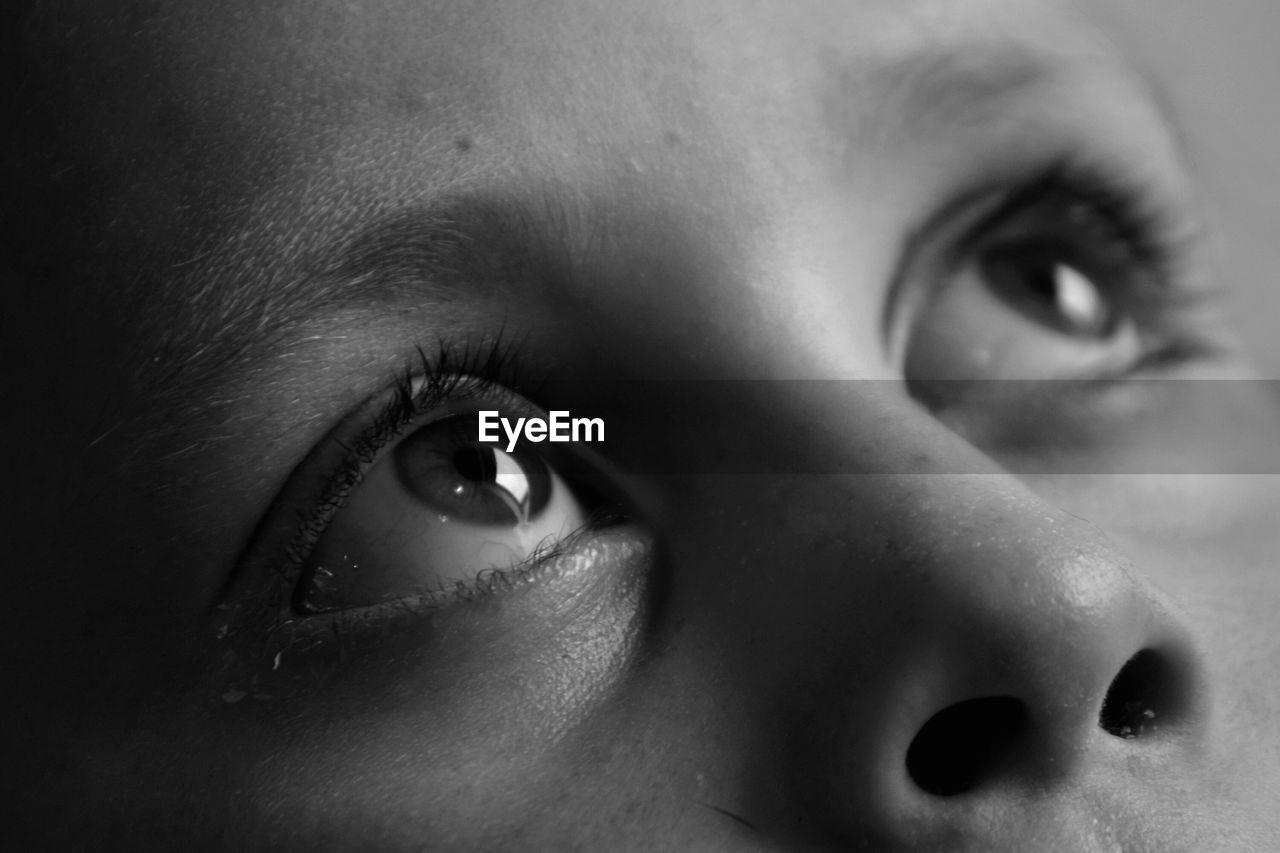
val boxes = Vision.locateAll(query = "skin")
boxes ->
[3,0,1279,849]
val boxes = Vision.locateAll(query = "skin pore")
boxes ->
[3,0,1280,849]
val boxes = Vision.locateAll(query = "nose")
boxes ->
[668,388,1206,848]
[814,476,1202,841]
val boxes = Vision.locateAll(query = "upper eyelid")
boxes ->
[327,336,533,478]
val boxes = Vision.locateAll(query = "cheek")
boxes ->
[207,533,652,845]
[1109,478,1280,648]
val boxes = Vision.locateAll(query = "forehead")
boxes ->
[18,0,1131,218]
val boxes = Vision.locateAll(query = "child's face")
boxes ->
[6,0,1280,848]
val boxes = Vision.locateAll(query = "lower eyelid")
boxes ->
[276,523,654,649]
[208,527,657,725]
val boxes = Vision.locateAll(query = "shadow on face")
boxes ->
[3,0,1280,849]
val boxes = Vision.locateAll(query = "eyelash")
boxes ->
[957,157,1190,295]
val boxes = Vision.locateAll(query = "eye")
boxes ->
[903,237,1144,382]
[894,169,1197,384]
[296,411,595,614]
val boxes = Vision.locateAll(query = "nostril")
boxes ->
[1099,648,1188,739]
[906,697,1028,796]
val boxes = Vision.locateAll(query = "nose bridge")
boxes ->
[691,385,1193,702]
[773,462,1180,694]
[887,474,1137,651]
[756,384,1186,683]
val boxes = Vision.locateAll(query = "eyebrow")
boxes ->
[886,41,1055,125]
[199,192,574,366]
[855,35,1180,147]
[299,196,569,315]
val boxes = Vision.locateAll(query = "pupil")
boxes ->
[452,445,496,483]
[1026,260,1059,304]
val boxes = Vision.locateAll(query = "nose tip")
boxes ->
[908,518,1199,762]
[895,536,1202,793]
[803,476,1206,846]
